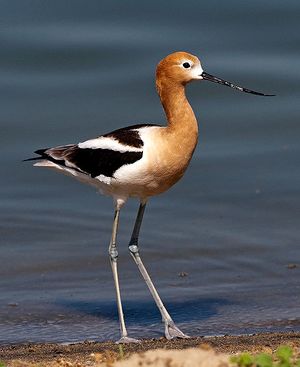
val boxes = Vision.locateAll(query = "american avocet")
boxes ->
[26,51,273,343]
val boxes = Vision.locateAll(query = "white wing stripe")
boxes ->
[78,137,143,153]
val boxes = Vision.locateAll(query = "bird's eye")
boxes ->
[182,62,191,69]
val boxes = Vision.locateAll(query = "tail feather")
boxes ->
[23,145,75,163]
[35,148,48,156]
[23,148,49,162]
[23,157,41,162]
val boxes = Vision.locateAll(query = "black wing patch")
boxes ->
[29,125,160,178]
[34,145,143,178]
[103,124,159,148]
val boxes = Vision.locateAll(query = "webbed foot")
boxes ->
[164,320,190,340]
[116,336,141,344]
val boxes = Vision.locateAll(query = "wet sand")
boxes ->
[1,332,299,366]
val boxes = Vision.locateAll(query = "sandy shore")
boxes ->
[1,332,300,366]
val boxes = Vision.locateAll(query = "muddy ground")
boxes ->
[1,332,300,365]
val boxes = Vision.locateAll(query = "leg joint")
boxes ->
[128,243,139,254]
[109,247,118,261]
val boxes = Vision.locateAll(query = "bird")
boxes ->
[25,51,273,343]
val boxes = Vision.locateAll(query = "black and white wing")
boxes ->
[28,124,158,179]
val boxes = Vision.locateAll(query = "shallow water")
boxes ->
[0,0,300,344]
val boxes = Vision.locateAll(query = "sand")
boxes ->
[1,332,299,367]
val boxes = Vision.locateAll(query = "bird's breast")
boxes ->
[139,126,198,195]
[111,125,198,199]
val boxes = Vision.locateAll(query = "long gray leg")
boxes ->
[128,201,189,340]
[109,208,140,344]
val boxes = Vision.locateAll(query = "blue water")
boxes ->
[0,0,299,344]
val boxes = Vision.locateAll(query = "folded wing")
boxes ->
[28,125,159,179]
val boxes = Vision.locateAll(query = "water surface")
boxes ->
[0,0,299,344]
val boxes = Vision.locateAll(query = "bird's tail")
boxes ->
[23,149,49,162]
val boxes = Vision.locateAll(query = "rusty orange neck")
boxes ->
[156,79,199,160]
[156,77,198,134]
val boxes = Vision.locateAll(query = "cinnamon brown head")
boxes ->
[156,51,274,96]
[156,51,203,86]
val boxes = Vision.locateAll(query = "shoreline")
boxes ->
[1,332,300,365]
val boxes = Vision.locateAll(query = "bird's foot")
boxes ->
[116,336,141,344]
[164,320,190,340]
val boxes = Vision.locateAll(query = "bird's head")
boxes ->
[156,51,203,85]
[156,51,274,96]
